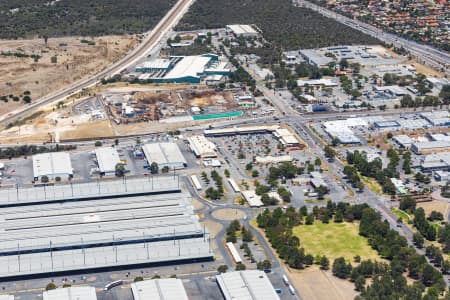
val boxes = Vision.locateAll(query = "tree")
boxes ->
[355,275,365,292]
[413,233,424,249]
[134,276,144,282]
[324,145,336,160]
[305,214,314,225]
[257,260,272,270]
[217,265,228,273]
[320,256,329,270]
[115,163,125,177]
[94,141,102,147]
[114,139,119,146]
[241,226,254,242]
[439,85,450,104]
[236,262,246,270]
[41,175,49,183]
[428,211,443,221]
[399,196,416,212]
[46,283,57,290]
[150,162,158,174]
[245,163,253,171]
[161,166,170,173]
[332,257,352,279]
[224,169,230,178]
[314,157,322,166]
[23,95,32,103]
[251,170,259,177]
[55,176,61,182]
[339,58,349,70]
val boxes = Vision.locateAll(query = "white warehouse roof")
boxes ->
[131,279,188,300]
[216,270,280,300]
[187,135,217,158]
[43,286,97,300]
[142,143,187,169]
[95,147,121,174]
[0,295,14,300]
[226,24,258,36]
[164,56,211,80]
[241,190,263,207]
[32,152,73,178]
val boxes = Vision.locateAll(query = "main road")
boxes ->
[0,0,195,126]
[294,0,450,75]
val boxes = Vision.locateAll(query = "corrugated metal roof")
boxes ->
[32,152,73,178]
[216,271,280,300]
[131,279,188,300]
[142,143,186,168]
[95,147,121,173]
[43,286,97,300]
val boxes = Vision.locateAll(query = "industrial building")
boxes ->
[393,135,415,149]
[255,155,292,164]
[226,25,259,37]
[0,184,212,279]
[187,135,217,158]
[131,278,188,300]
[323,118,367,144]
[43,286,97,300]
[94,147,122,176]
[142,143,187,170]
[296,78,338,87]
[299,49,333,68]
[420,111,450,126]
[136,54,230,83]
[32,152,73,181]
[0,176,214,279]
[204,125,279,137]
[0,295,14,300]
[216,271,280,300]
[411,141,450,155]
[273,128,299,146]
[241,190,263,207]
[419,152,450,172]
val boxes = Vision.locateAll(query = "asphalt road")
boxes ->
[294,0,450,75]
[0,0,195,127]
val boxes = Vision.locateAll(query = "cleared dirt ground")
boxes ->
[0,35,136,116]
[288,267,358,300]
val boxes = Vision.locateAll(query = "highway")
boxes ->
[0,0,195,127]
[294,0,450,76]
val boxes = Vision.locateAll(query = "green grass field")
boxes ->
[293,222,380,262]
[391,208,411,222]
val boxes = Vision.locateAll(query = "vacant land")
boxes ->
[418,200,449,218]
[289,267,358,300]
[0,35,136,116]
[293,222,380,262]
[212,208,246,221]
[0,0,176,39]
[177,0,380,50]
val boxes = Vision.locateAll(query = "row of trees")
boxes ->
[0,144,76,159]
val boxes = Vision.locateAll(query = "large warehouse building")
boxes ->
[142,143,187,170]
[43,286,97,300]
[131,278,188,300]
[0,177,212,279]
[32,152,73,181]
[226,24,259,37]
[216,271,280,300]
[136,54,230,83]
[94,147,122,176]
[187,135,217,158]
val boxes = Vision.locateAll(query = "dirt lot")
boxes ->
[0,35,136,116]
[212,208,246,221]
[288,267,358,300]
[418,200,449,217]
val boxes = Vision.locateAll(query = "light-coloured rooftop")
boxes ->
[187,135,217,158]
[142,143,187,168]
[216,270,280,300]
[32,152,73,178]
[164,56,210,80]
[43,286,97,300]
[95,147,121,174]
[131,279,188,300]
[226,24,258,36]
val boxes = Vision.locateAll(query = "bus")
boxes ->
[104,280,123,291]
[190,175,202,191]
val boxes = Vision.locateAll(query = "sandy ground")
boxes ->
[200,220,223,239]
[288,267,358,300]
[191,198,204,210]
[418,200,449,217]
[0,35,136,116]
[211,208,246,221]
